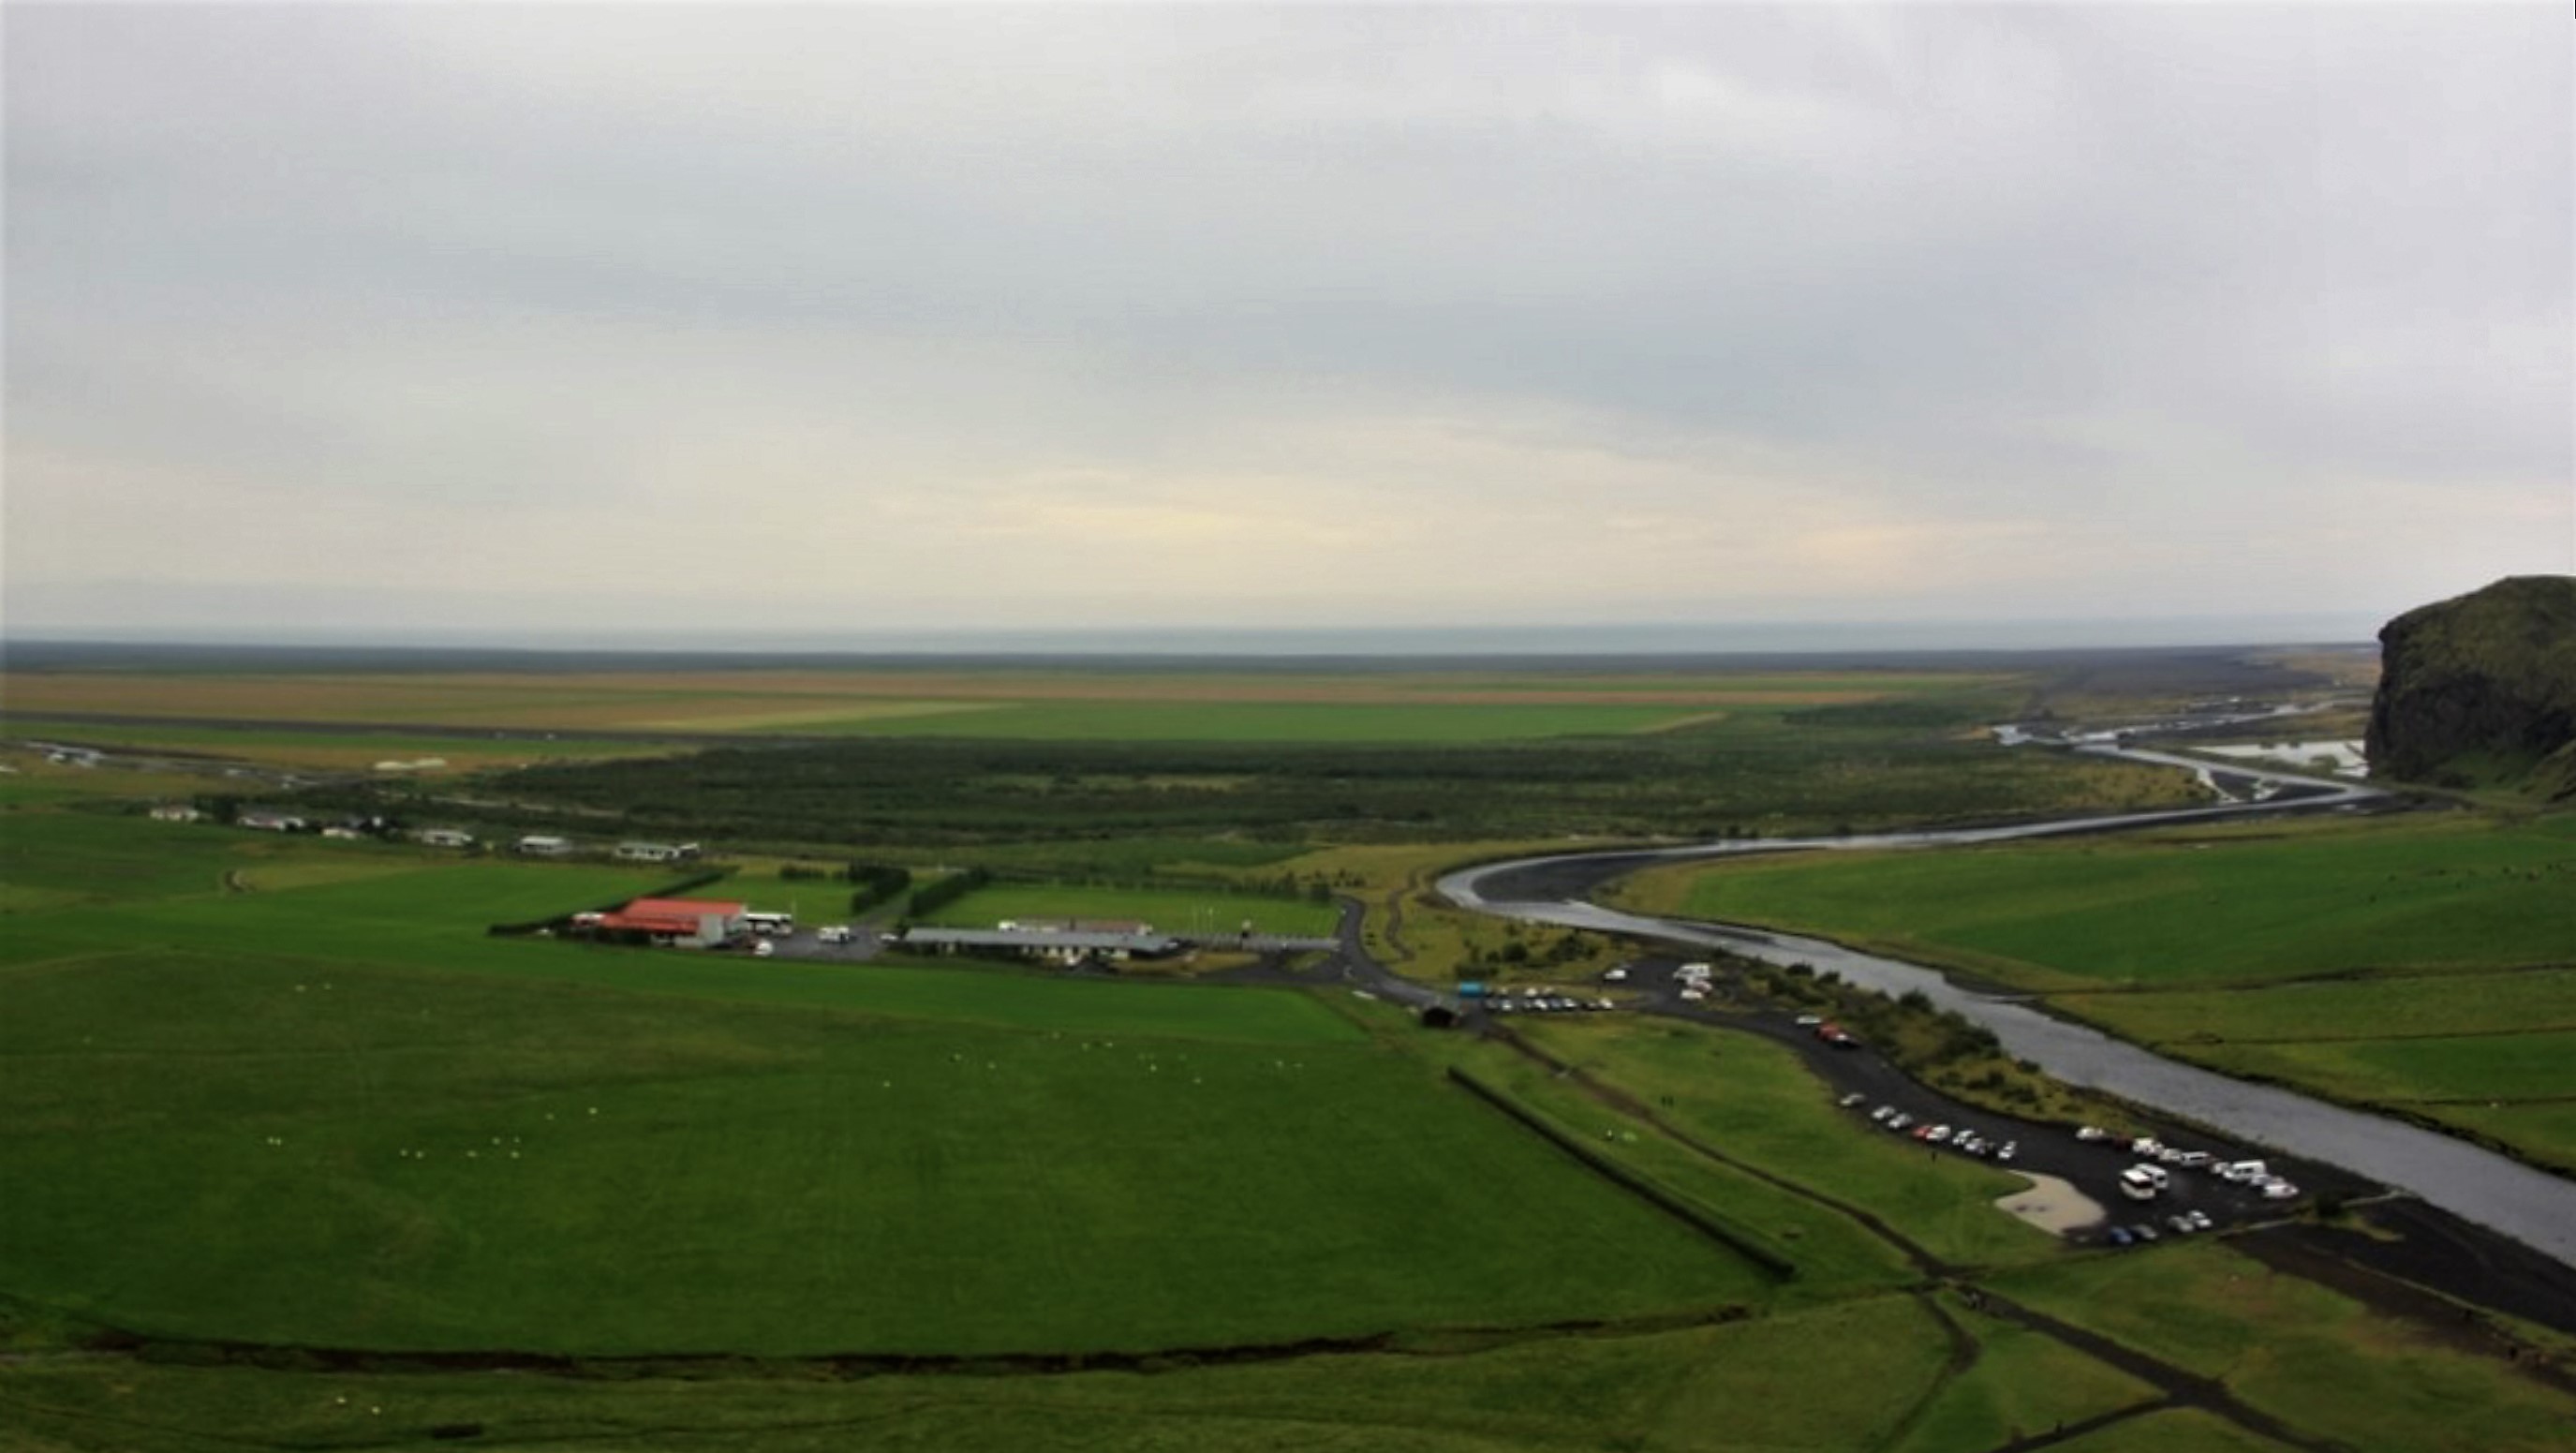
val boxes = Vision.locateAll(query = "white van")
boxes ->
[2118,1166,2163,1201]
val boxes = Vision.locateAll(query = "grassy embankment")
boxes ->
[1610,811,2576,1173]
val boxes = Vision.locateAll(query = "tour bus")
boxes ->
[743,911,795,937]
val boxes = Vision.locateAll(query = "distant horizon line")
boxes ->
[0,614,2386,662]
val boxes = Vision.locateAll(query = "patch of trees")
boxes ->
[433,728,2110,850]
[904,867,991,919]
[845,863,912,915]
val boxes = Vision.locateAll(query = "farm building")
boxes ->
[615,840,702,864]
[515,835,575,856]
[148,804,203,823]
[590,897,748,948]
[900,927,1183,964]
[416,827,476,848]
[238,809,307,832]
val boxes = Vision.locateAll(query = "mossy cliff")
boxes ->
[2366,576,2576,799]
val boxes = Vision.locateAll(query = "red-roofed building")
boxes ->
[594,897,747,948]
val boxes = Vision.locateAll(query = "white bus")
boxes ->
[743,911,795,937]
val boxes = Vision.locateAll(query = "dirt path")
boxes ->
[1963,1288,2344,1453]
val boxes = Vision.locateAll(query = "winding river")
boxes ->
[1437,746,2576,1269]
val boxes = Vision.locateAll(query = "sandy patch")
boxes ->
[1996,1173,2107,1237]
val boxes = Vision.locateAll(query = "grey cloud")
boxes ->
[6,3,2568,637]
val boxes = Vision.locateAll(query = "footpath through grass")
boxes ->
[1987,1241,2576,1453]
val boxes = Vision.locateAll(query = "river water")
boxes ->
[1436,762,2576,1269]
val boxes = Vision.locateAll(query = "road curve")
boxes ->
[1435,751,2576,1269]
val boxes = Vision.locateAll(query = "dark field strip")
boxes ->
[37,1304,1762,1380]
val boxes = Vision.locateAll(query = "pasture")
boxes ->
[1987,1242,2576,1453]
[1612,812,2576,1170]
[1510,1017,2053,1269]
[1,662,2019,743]
[0,953,1768,1356]
[0,809,1770,1358]
[5,805,2568,1451]
[1623,814,2576,990]
[4,719,660,772]
[0,1295,1979,1453]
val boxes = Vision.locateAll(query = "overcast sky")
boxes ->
[6,2,2569,649]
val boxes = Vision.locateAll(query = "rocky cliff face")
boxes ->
[2365,576,2576,798]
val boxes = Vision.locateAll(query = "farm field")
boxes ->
[5,802,2570,1448]
[1510,1017,2054,1270]
[1986,1241,2576,1453]
[0,664,2022,745]
[1618,814,2576,990]
[3,719,663,772]
[1611,812,2576,1172]
[0,809,1772,1359]
[0,953,1768,1356]
[0,1295,1985,1453]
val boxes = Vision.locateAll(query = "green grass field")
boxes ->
[1510,1017,2056,1270]
[3,664,2009,744]
[3,719,660,772]
[0,808,1774,1358]
[1616,812,2576,1170]
[782,700,1728,740]
[1631,815,2576,990]
[1988,1242,2576,1453]
[0,952,1770,1356]
[1891,1301,2156,1453]
[0,1294,1969,1453]
[5,800,2569,1450]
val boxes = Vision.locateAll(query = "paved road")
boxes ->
[1433,744,2576,1276]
